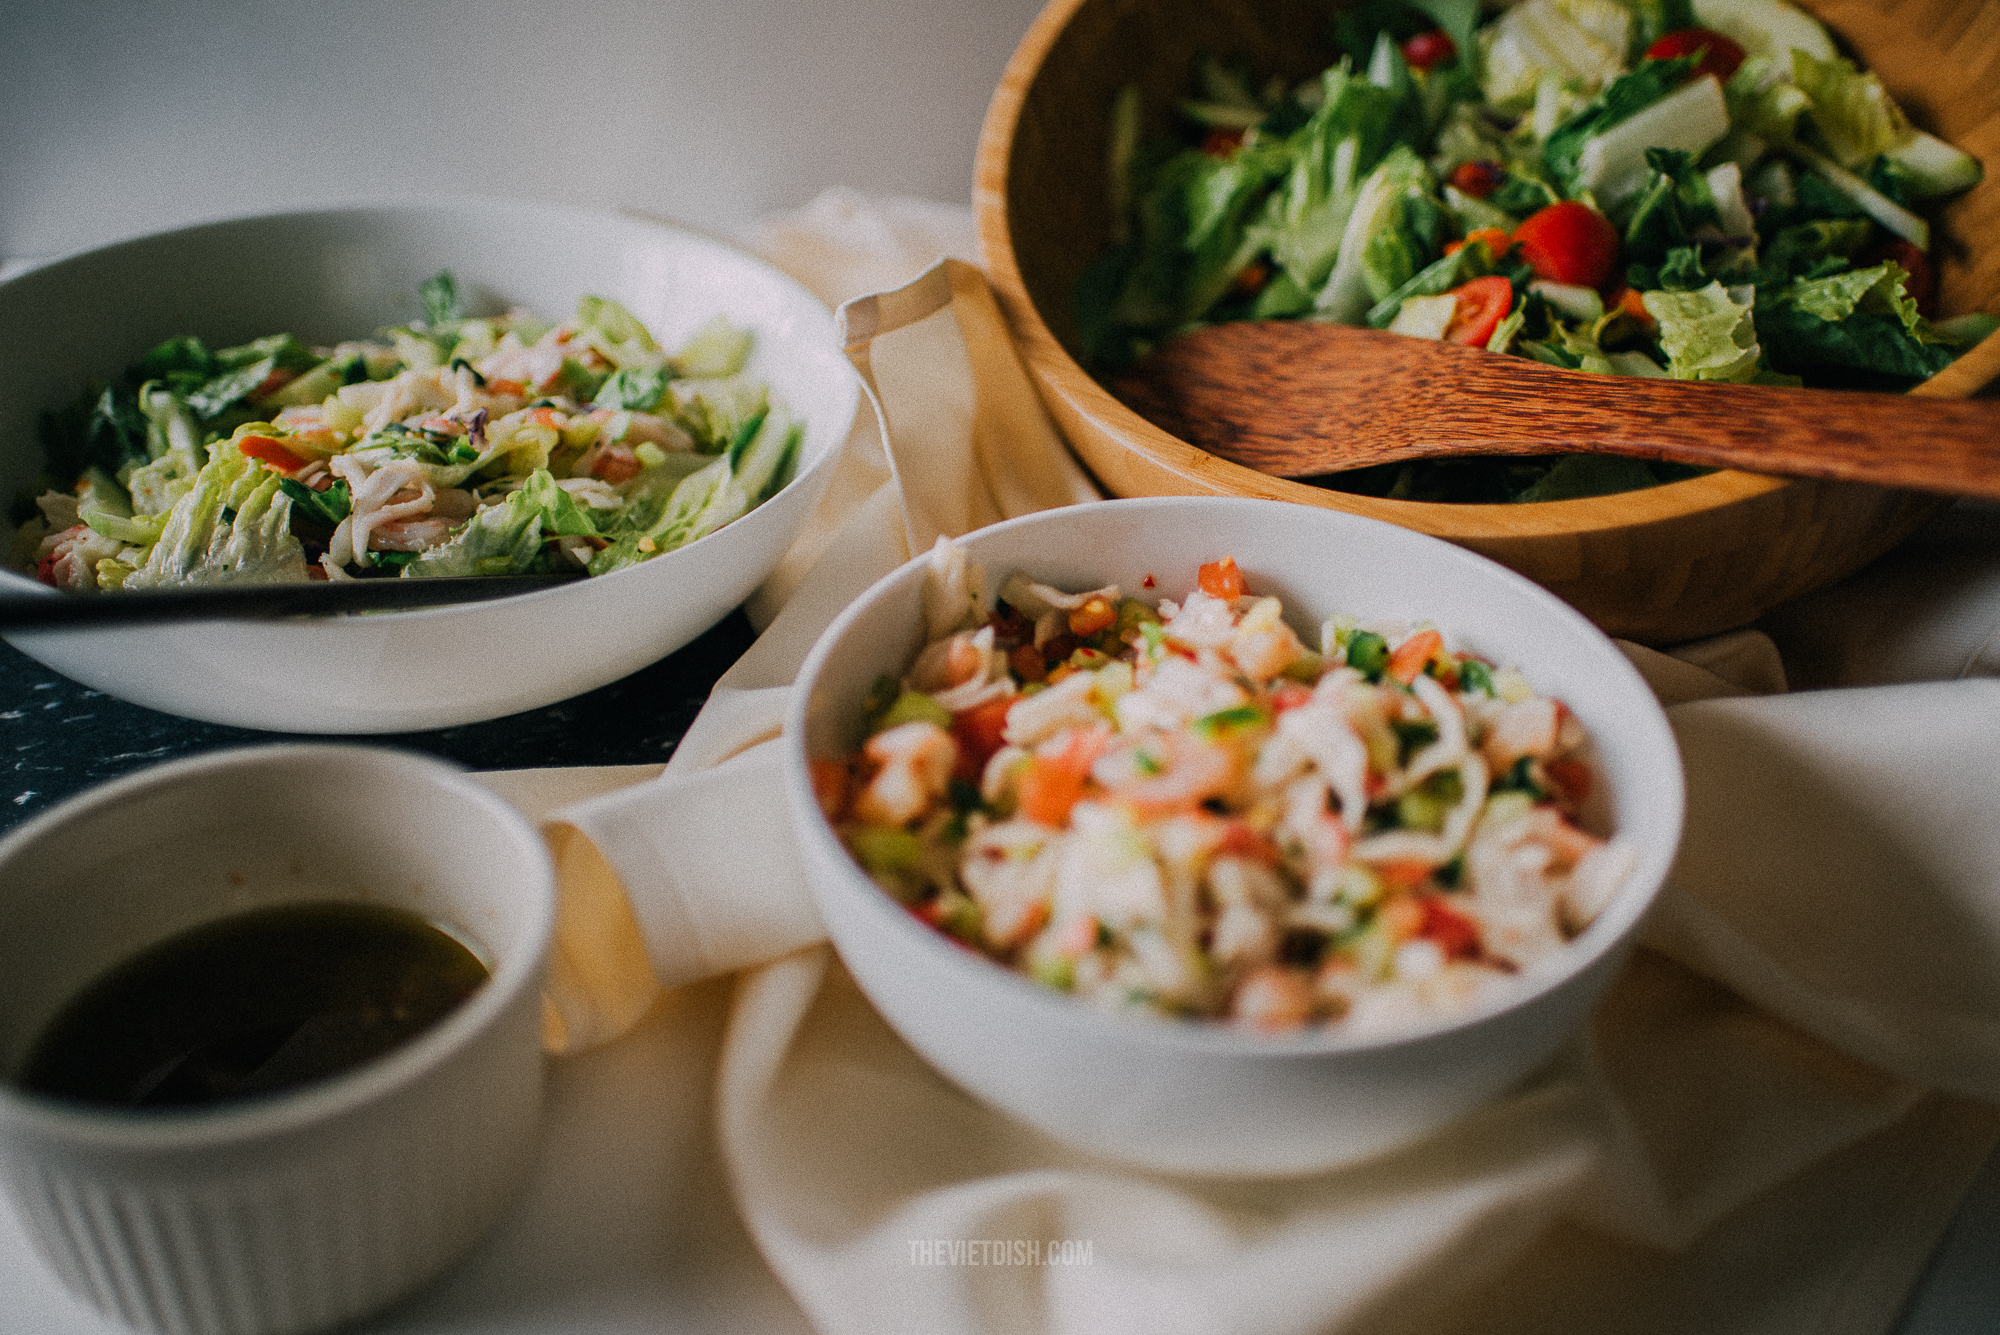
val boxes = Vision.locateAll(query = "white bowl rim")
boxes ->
[0,743,556,1149]
[786,494,1686,1059]
[0,197,857,620]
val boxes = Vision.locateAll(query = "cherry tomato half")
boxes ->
[1201,127,1246,158]
[1443,276,1514,348]
[1512,201,1621,289]
[1447,159,1508,198]
[1644,27,1747,83]
[1400,29,1457,72]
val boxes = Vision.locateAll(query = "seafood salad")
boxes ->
[17,273,802,591]
[814,544,1636,1036]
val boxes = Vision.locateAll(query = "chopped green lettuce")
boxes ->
[1316,146,1436,322]
[514,469,599,538]
[673,316,755,379]
[594,366,670,412]
[671,375,770,454]
[1789,52,1909,169]
[404,494,546,578]
[575,295,666,369]
[1755,261,1957,383]
[1642,281,1763,382]
[125,444,309,587]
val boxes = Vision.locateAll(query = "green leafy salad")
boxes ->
[16,273,804,591]
[1080,0,1992,502]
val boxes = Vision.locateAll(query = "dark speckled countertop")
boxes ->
[0,610,757,833]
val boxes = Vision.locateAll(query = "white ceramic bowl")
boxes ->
[0,745,556,1335]
[785,496,1684,1176]
[0,201,859,732]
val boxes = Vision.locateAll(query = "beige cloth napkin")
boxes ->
[484,192,2000,1334]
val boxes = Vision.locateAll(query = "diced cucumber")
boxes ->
[1389,293,1459,339]
[1794,146,1930,249]
[1883,130,1985,200]
[1575,74,1731,206]
[1691,0,1836,64]
[1529,280,1604,322]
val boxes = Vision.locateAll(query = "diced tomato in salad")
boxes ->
[1512,202,1621,290]
[1443,276,1514,347]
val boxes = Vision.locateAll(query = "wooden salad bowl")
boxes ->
[974,0,2000,644]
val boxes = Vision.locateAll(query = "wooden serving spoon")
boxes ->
[1110,321,2000,500]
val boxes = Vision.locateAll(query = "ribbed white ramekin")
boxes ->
[0,746,555,1335]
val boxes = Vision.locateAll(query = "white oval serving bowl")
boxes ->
[0,201,859,732]
[785,496,1684,1176]
[0,745,556,1335]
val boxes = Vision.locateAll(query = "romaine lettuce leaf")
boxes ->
[1642,282,1763,382]
[575,295,666,370]
[589,457,732,575]
[1621,147,1721,260]
[1752,218,1871,285]
[1249,64,1405,297]
[403,494,546,578]
[1755,261,1957,382]
[1790,51,1909,169]
[1315,145,1436,322]
[671,375,770,454]
[594,366,670,412]
[514,469,599,538]
[35,383,150,484]
[125,445,308,587]
[673,316,755,379]
[421,271,464,327]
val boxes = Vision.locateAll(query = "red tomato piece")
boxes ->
[1544,755,1593,806]
[1419,895,1481,960]
[1400,29,1457,72]
[807,757,853,820]
[591,444,643,484]
[949,696,1014,780]
[1198,555,1246,600]
[1644,27,1747,83]
[1201,127,1246,158]
[249,368,297,402]
[1447,159,1508,198]
[1442,275,1514,348]
[1512,201,1621,289]
[236,434,309,474]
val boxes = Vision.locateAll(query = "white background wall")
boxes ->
[0,0,1048,264]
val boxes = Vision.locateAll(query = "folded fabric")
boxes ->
[506,193,2000,1335]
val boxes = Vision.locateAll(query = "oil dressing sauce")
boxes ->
[18,901,489,1109]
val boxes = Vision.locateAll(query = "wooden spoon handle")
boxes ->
[1116,322,2000,500]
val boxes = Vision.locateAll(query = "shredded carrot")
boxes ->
[1387,629,1444,685]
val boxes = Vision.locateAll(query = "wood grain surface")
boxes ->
[975,0,2000,643]
[1114,323,2000,499]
